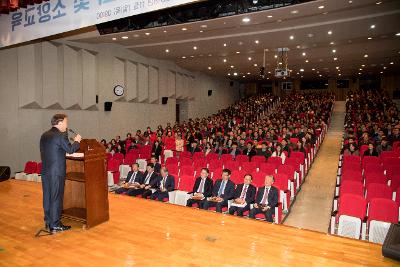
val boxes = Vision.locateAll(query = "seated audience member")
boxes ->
[249,175,279,222]
[343,143,359,156]
[293,140,307,156]
[150,156,161,174]
[202,169,235,212]
[363,142,379,157]
[175,134,184,155]
[128,163,158,197]
[151,167,175,202]
[389,127,400,144]
[228,174,256,217]
[271,144,286,164]
[189,141,201,155]
[229,142,241,159]
[280,139,291,157]
[114,163,144,194]
[242,142,257,160]
[256,142,272,159]
[186,168,213,208]
[203,142,215,157]
[151,138,162,160]
[100,139,107,148]
[376,137,392,154]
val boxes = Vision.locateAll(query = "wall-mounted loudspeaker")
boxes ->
[104,102,112,111]
[161,97,168,105]
[208,90,212,96]
[0,166,10,182]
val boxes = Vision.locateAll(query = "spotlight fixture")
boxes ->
[242,17,251,23]
[289,35,294,40]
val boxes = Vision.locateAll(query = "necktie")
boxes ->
[129,172,137,183]
[218,181,226,197]
[145,172,151,184]
[240,185,248,199]
[161,177,166,190]
[261,187,270,205]
[198,178,205,193]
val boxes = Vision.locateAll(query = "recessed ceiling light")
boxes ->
[296,45,301,49]
[182,27,187,31]
[319,74,322,77]
[328,30,332,35]
[163,30,167,33]
[247,72,251,75]
[199,30,204,33]
[396,33,400,36]
[274,55,278,58]
[228,73,231,76]
[243,75,246,78]
[302,52,306,56]
[223,59,227,62]
[336,66,340,69]
[121,36,128,39]
[291,10,299,14]
[358,72,362,75]
[376,2,382,5]
[307,33,314,38]
[300,69,304,72]
[133,34,140,38]
[200,25,207,28]
[364,54,368,58]
[359,68,363,71]
[112,37,117,41]
[165,49,169,53]
[305,60,309,63]
[145,32,150,36]
[349,0,353,3]
[230,65,234,68]
[193,46,197,50]
[182,56,186,59]
[223,43,227,47]
[332,49,336,53]
[267,15,273,18]
[370,25,376,29]
[289,35,294,40]
[208,66,212,70]
[334,57,338,61]
[233,72,238,76]
[338,73,341,76]
[390,62,394,64]
[254,63,258,67]
[380,71,383,74]
[318,5,325,9]
[248,57,252,61]
[330,41,335,45]
[362,64,365,67]
[242,17,251,23]
[383,66,387,69]
[268,71,271,74]
[236,51,240,54]
[368,37,372,40]
[255,40,259,44]
[312,68,315,71]
[190,55,194,58]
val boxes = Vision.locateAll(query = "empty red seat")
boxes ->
[180,151,192,159]
[107,158,120,184]
[236,155,249,162]
[364,173,387,187]
[343,155,361,164]
[341,170,363,183]
[252,171,266,187]
[230,169,246,184]
[268,156,283,167]
[113,152,124,164]
[165,163,179,175]
[205,152,219,162]
[259,163,276,175]
[211,167,223,180]
[220,154,234,163]
[251,155,266,163]
[337,193,367,223]
[178,175,195,191]
[179,157,193,167]
[368,198,399,224]
[165,157,178,165]
[224,160,240,171]
[180,165,195,177]
[362,156,381,168]
[193,158,207,170]
[339,180,364,197]
[208,160,223,172]
[240,161,258,173]
[365,183,392,203]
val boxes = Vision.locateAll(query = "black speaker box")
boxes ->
[0,166,11,182]
[104,102,112,111]
[208,90,212,96]
[383,224,400,261]
[161,97,168,105]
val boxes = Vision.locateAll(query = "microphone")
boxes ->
[68,128,77,135]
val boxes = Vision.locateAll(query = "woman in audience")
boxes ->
[363,142,379,157]
[272,144,286,164]
[343,143,359,156]
[175,134,184,156]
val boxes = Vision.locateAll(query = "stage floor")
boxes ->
[0,180,397,266]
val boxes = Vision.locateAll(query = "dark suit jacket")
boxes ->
[229,148,241,156]
[255,186,278,209]
[142,171,159,187]
[190,147,201,154]
[125,171,144,184]
[190,177,213,197]
[153,163,161,174]
[157,175,175,192]
[233,183,256,204]
[212,179,235,201]
[242,148,257,158]
[152,144,162,158]
[40,127,80,177]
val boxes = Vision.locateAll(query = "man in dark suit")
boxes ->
[202,169,235,212]
[242,142,257,160]
[127,163,158,197]
[40,114,82,233]
[150,156,162,174]
[114,163,144,194]
[228,174,256,216]
[151,167,175,202]
[189,141,201,155]
[229,142,241,159]
[186,168,213,208]
[249,175,279,222]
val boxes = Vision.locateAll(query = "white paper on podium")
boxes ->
[66,153,84,158]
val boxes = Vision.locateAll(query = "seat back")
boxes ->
[180,165,195,177]
[178,175,195,191]
[241,162,258,173]
[259,163,277,176]
[368,199,399,244]
[236,155,249,162]
[230,170,246,185]
[341,170,363,183]
[24,161,38,174]
[268,156,283,167]
[179,157,193,167]
[251,155,266,163]
[224,160,240,171]
[340,181,364,197]
[365,183,392,203]
[252,171,266,187]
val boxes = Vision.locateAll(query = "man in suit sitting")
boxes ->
[189,141,202,155]
[115,163,144,194]
[242,142,257,160]
[201,169,235,212]
[229,142,241,159]
[150,156,162,174]
[249,175,279,223]
[186,168,213,208]
[228,174,256,216]
[127,163,158,197]
[151,167,175,202]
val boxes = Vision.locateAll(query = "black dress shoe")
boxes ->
[50,224,71,233]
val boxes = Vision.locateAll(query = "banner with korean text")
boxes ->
[0,0,199,48]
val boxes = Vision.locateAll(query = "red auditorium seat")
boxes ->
[365,183,393,203]
[165,163,179,176]
[251,155,266,163]
[193,152,205,160]
[343,155,361,164]
[364,172,388,187]
[107,158,120,185]
[251,171,266,187]
[180,165,195,177]
[220,154,233,164]
[235,155,249,163]
[180,151,192,159]
[211,167,223,180]
[230,169,246,184]
[165,157,178,166]
[277,165,297,195]
[240,161,258,173]
[205,152,219,162]
[331,194,367,239]
[208,160,223,172]
[268,156,283,168]
[224,160,240,171]
[123,153,137,165]
[258,163,276,176]
[366,198,399,244]
[341,170,363,183]
[362,156,381,168]
[274,173,292,210]
[113,153,124,164]
[179,157,193,167]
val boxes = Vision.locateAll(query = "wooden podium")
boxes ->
[63,139,109,228]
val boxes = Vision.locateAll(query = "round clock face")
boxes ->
[114,85,124,96]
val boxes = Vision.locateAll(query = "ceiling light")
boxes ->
[289,35,294,40]
[364,54,368,58]
[193,46,197,50]
[328,30,332,35]
[291,10,299,14]
[396,33,400,36]
[223,43,227,47]
[358,72,362,75]
[338,73,341,76]
[368,37,372,40]
[390,62,394,64]
[274,55,278,58]
[182,56,186,59]
[336,66,340,69]
[305,60,309,63]
[255,40,259,44]
[223,59,227,62]
[228,73,231,76]
[318,5,325,9]
[302,52,306,56]
[200,25,207,28]
[267,15,273,18]
[361,64,365,67]
[112,37,117,41]
[208,66,212,70]
[384,66,387,69]
[242,17,251,23]
[248,57,252,61]
[121,36,128,39]
[182,27,187,31]
[376,2,382,4]
[359,68,363,71]
[268,71,271,74]
[300,69,304,72]
[231,65,234,68]
[236,51,240,54]
[332,49,336,53]
[254,63,258,67]
[233,72,238,76]
[319,74,322,77]
[133,34,140,38]
[190,55,194,58]
[247,72,251,75]
[349,0,353,3]
[334,57,338,61]
[165,49,169,53]
[330,42,335,45]
[199,30,204,33]
[312,68,315,71]
[242,75,246,78]
[380,71,383,74]
[163,30,167,33]
[307,33,314,38]
[145,32,150,36]
[370,25,376,29]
